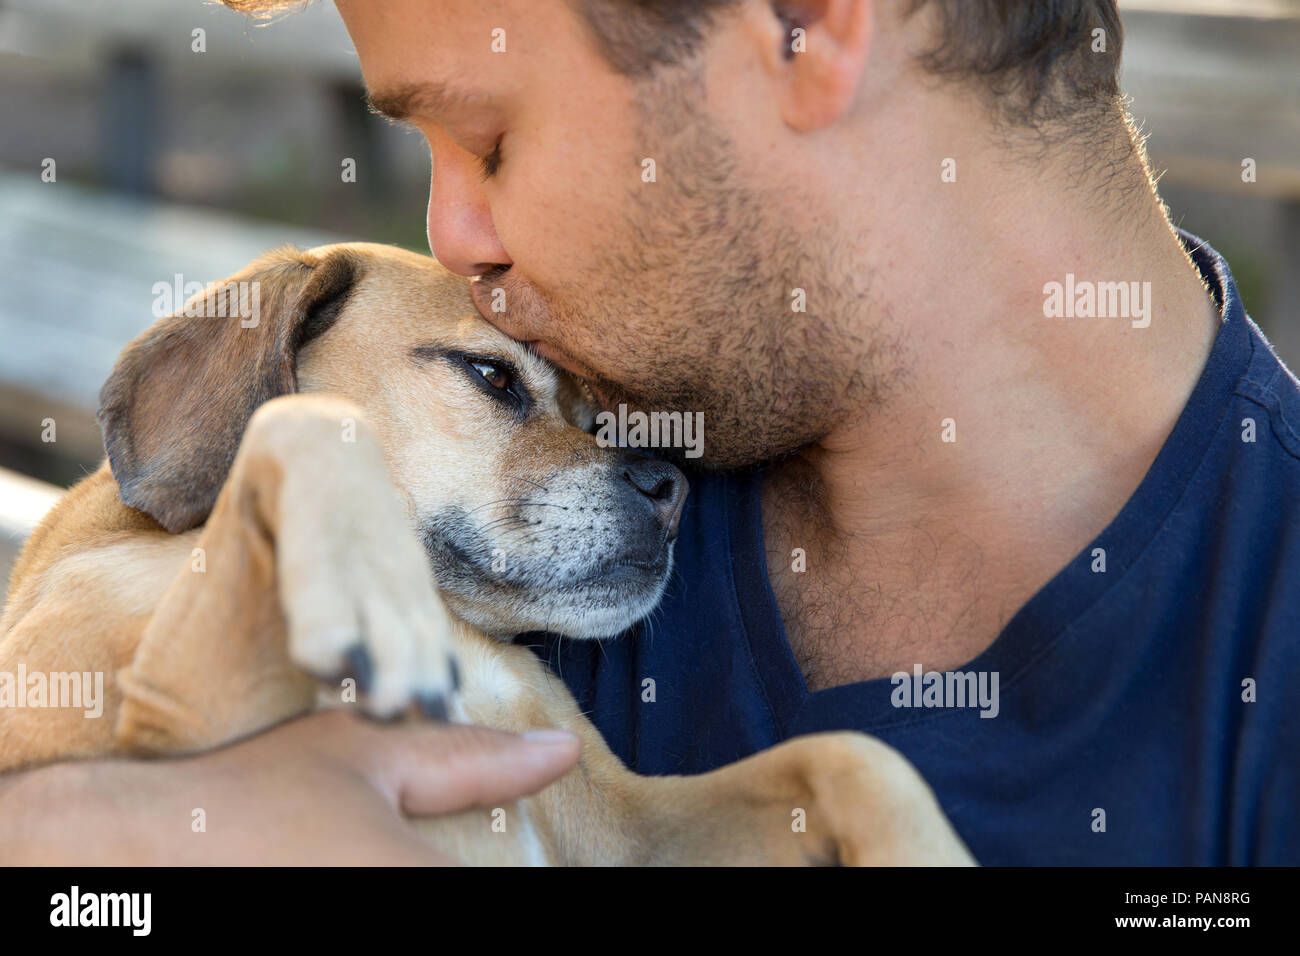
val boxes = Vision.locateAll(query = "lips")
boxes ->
[471,278,548,356]
[469,277,517,329]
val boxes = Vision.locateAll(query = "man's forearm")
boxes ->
[0,759,165,865]
[0,711,579,865]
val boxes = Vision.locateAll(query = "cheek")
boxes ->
[371,381,507,511]
[384,424,500,517]
[498,421,604,488]
[490,117,633,283]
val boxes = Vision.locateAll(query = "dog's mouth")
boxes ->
[562,549,672,589]
[423,516,671,590]
[418,508,676,639]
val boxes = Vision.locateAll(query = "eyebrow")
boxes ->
[364,81,490,123]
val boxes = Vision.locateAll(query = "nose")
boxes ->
[621,453,688,541]
[425,130,511,277]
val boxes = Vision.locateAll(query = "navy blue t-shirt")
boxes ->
[522,234,1300,865]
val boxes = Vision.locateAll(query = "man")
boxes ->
[321,0,1299,864]
[6,0,1297,864]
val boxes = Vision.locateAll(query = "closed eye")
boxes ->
[477,136,503,180]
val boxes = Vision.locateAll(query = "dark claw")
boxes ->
[448,655,461,692]
[344,644,373,695]
[419,693,450,722]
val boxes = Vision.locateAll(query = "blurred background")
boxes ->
[0,0,1298,579]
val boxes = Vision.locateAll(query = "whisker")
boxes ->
[465,496,540,517]
[479,516,532,535]
[502,474,550,492]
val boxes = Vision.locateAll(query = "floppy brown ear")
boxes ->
[98,246,359,533]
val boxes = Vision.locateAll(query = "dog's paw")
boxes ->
[274,449,460,721]
[789,733,976,866]
[665,732,976,866]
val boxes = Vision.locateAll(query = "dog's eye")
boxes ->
[470,360,511,392]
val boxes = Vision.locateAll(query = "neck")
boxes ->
[764,125,1221,690]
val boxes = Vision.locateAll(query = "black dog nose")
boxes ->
[621,454,688,540]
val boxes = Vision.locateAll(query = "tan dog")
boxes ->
[1,243,973,865]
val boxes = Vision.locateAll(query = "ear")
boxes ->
[98,246,359,532]
[754,0,874,132]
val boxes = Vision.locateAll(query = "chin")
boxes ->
[452,555,674,641]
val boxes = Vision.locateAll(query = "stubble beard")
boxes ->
[496,70,905,471]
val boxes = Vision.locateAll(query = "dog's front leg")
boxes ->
[405,641,969,865]
[617,732,976,865]
[115,394,459,755]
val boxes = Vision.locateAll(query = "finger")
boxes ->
[361,720,582,817]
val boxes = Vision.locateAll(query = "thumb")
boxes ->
[363,721,583,817]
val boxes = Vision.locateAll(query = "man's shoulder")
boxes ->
[1235,317,1300,469]
[1184,230,1300,473]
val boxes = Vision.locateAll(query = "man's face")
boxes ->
[335,0,881,469]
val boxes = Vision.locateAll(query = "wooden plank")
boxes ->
[0,466,63,593]
[0,170,343,422]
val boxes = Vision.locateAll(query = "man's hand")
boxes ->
[0,709,581,865]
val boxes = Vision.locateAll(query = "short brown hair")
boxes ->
[223,0,1124,128]
[902,0,1124,127]
[576,0,1123,128]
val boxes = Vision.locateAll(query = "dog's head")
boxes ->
[99,243,686,639]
